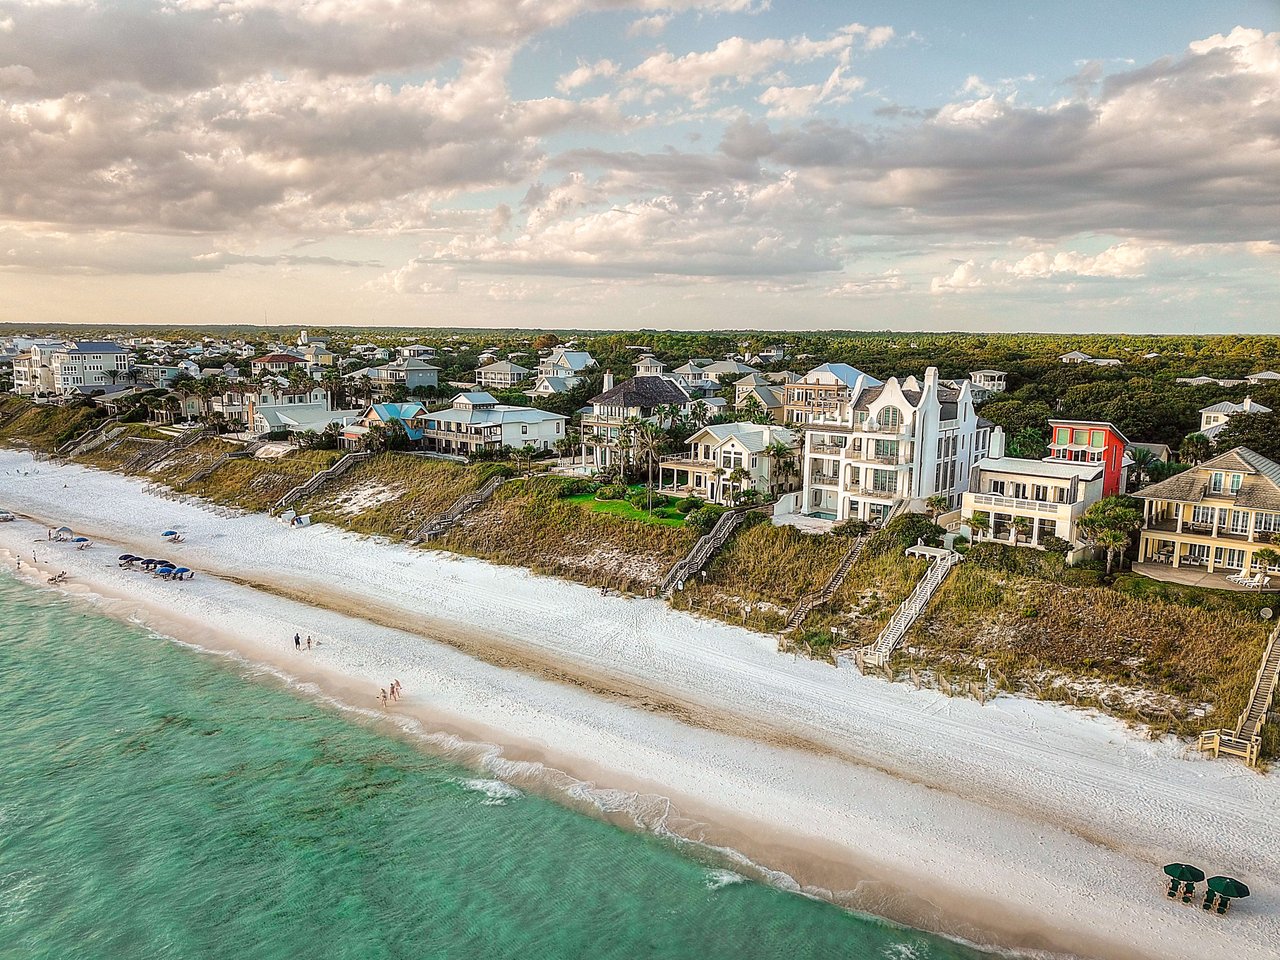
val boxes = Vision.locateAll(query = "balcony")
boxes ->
[970,493,1069,516]
[809,472,840,486]
[810,442,846,454]
[858,486,898,500]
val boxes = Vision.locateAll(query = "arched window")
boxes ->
[878,405,902,429]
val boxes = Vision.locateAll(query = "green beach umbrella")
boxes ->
[1163,864,1205,883]
[1207,876,1250,899]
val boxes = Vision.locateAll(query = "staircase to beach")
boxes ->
[180,440,266,487]
[1199,622,1280,767]
[861,549,961,668]
[413,473,507,543]
[272,450,372,514]
[123,425,211,473]
[784,534,868,632]
[63,418,124,458]
[661,508,746,595]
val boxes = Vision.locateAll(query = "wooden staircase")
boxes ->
[180,440,266,487]
[784,535,868,632]
[58,417,118,456]
[123,425,211,472]
[273,451,372,514]
[661,508,745,595]
[413,474,506,543]
[1200,622,1280,767]
[66,419,124,458]
[862,550,961,668]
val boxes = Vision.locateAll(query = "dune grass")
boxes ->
[443,476,696,591]
[907,561,1272,738]
[0,401,96,451]
[300,453,496,539]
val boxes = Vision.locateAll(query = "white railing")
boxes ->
[415,473,507,542]
[784,535,867,632]
[862,551,961,667]
[970,493,1067,516]
[274,451,372,512]
[662,509,745,594]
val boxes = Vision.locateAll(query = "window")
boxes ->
[1255,512,1280,533]
[990,479,1006,496]
[1214,547,1246,570]
[1210,473,1224,493]
[1072,428,1088,445]
[1090,430,1105,448]
[1032,484,1049,502]
[1230,473,1243,494]
[878,406,902,429]
[1192,505,1215,526]
[1230,511,1250,535]
[1054,426,1070,445]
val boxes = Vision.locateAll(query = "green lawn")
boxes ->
[562,491,689,526]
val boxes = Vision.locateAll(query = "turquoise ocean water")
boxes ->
[0,573,1000,960]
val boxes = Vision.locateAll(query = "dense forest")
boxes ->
[5,325,1279,452]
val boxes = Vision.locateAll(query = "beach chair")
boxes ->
[1202,892,1217,911]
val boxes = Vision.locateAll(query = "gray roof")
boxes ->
[811,362,881,388]
[690,422,798,454]
[69,341,128,354]
[590,375,689,409]
[1136,446,1280,511]
[1200,400,1272,415]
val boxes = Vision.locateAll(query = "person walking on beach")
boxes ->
[379,688,389,708]
[306,636,312,651]
[393,679,402,700]
[294,633,301,652]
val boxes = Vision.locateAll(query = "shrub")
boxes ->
[596,483,628,501]
[557,478,599,498]
[833,518,871,538]
[676,496,704,513]
[1041,535,1072,555]
[867,512,944,556]
[686,505,726,536]
[626,488,653,509]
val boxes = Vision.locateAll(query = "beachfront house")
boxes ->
[1134,446,1280,582]
[415,392,567,457]
[475,360,531,390]
[657,423,801,506]
[526,348,598,397]
[1197,398,1270,444]
[668,359,757,395]
[580,373,692,474]
[960,422,1120,560]
[782,363,877,426]
[340,402,426,449]
[800,367,990,524]
[11,340,133,396]
[1059,351,1122,367]
[210,383,329,426]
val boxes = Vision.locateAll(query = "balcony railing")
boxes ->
[810,442,846,454]
[970,493,1068,516]
[661,454,716,467]
[858,486,898,500]
[809,472,839,486]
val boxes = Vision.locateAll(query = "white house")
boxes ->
[211,383,329,425]
[537,348,596,381]
[969,370,1008,393]
[416,392,567,456]
[658,422,801,505]
[1198,397,1271,442]
[782,363,881,426]
[31,341,134,395]
[633,354,668,377]
[801,367,990,524]
[475,360,531,390]
[1246,370,1280,384]
[1059,351,1121,367]
[960,427,1108,561]
[353,358,440,397]
[251,353,307,376]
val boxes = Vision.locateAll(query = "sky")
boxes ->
[0,1,1277,332]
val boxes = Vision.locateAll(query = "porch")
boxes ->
[1132,562,1277,592]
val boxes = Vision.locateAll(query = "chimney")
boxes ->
[989,426,1006,459]
[603,371,615,392]
[1243,396,1253,412]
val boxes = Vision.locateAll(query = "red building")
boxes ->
[1047,420,1129,497]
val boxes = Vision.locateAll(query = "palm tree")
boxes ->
[1012,515,1033,543]
[727,465,751,505]
[1095,527,1130,575]
[1179,432,1211,465]
[1128,446,1157,488]
[1252,547,1280,572]
[925,494,949,519]
[967,511,991,539]
[631,423,666,511]
[1079,496,1144,574]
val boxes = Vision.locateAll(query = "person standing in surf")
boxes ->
[294,633,301,652]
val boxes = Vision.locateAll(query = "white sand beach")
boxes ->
[1,449,1277,960]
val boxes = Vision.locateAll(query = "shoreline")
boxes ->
[2,451,1278,959]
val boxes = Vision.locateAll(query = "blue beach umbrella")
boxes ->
[72,537,89,543]
[156,567,176,575]
[161,530,178,537]
[118,554,135,561]
[141,558,160,567]
[173,567,190,575]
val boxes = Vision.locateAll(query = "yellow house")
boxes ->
[1135,446,1280,577]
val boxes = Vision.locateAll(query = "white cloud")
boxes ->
[627,14,669,38]
[930,260,985,293]
[758,65,864,117]
[556,58,618,93]
[1004,242,1150,279]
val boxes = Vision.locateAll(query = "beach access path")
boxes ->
[1,449,1277,960]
